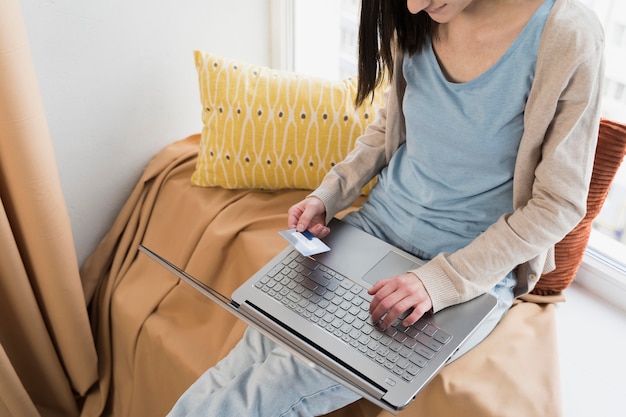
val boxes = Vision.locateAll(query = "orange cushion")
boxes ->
[532,119,626,295]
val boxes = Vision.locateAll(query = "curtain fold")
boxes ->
[0,0,98,416]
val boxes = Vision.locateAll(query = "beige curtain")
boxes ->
[0,0,98,416]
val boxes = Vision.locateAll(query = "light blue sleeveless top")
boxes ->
[359,0,555,257]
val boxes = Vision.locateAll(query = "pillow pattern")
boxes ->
[191,51,384,192]
[531,119,626,295]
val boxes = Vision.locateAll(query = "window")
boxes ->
[609,22,625,47]
[577,0,626,310]
[272,0,359,80]
[274,0,626,309]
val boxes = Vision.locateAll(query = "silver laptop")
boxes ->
[139,217,497,414]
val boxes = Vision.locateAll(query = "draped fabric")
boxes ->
[77,134,564,417]
[0,0,98,416]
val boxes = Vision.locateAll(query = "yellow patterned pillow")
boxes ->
[191,51,384,192]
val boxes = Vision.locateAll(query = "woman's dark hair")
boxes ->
[355,0,435,106]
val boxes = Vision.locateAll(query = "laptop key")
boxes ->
[408,353,428,368]
[415,345,435,360]
[267,264,284,278]
[434,330,452,344]
[407,364,421,376]
[423,324,438,337]
[309,270,330,287]
[301,257,319,271]
[417,333,443,352]
[403,338,418,348]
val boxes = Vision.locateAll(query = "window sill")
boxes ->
[556,282,626,417]
[574,247,626,313]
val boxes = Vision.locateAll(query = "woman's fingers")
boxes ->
[287,203,306,230]
[368,273,432,328]
[308,223,331,238]
[287,197,328,235]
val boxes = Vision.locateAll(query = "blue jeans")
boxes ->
[167,212,517,416]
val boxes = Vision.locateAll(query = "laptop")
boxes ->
[139,217,497,414]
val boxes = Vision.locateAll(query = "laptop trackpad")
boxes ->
[362,251,420,285]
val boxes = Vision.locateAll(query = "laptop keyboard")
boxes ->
[254,250,451,382]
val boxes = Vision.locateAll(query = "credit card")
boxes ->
[278,229,331,256]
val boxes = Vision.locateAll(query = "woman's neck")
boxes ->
[432,0,546,83]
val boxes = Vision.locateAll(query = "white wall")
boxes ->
[20,0,272,264]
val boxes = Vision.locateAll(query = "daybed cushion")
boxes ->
[191,51,382,192]
[82,135,562,417]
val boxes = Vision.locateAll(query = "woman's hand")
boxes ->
[287,196,330,238]
[368,273,433,329]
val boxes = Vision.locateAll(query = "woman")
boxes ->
[169,0,604,415]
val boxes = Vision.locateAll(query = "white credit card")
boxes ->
[279,229,331,256]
